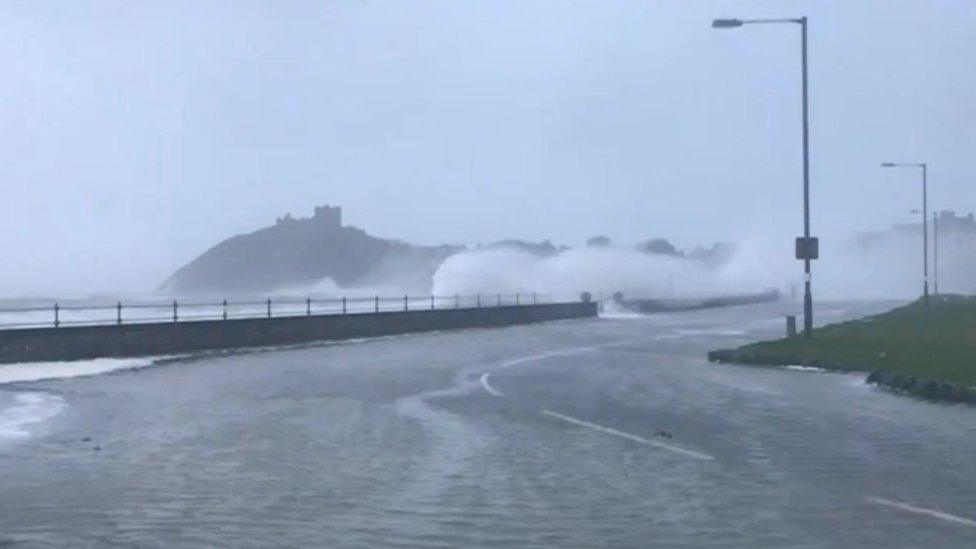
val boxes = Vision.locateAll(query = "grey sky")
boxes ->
[1,0,973,294]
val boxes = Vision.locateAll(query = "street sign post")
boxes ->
[795,236,819,261]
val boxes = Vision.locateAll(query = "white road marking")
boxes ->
[541,410,715,461]
[480,338,714,462]
[497,339,638,369]
[479,373,503,397]
[479,339,638,398]
[866,496,976,527]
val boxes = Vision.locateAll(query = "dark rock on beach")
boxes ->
[866,370,976,404]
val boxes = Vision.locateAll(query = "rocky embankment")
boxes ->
[864,370,976,404]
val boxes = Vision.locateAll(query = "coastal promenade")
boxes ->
[0,294,597,364]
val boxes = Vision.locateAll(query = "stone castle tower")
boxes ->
[313,205,342,228]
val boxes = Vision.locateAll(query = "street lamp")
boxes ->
[711,19,744,28]
[880,162,929,304]
[712,16,816,339]
[910,208,939,295]
[933,210,939,295]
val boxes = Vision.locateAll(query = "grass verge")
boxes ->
[708,294,976,388]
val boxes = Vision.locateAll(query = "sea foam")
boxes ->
[0,357,157,385]
[0,392,65,439]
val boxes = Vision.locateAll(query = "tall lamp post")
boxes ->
[933,210,939,295]
[910,208,938,295]
[712,16,817,339]
[881,162,929,305]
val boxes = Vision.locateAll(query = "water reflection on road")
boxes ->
[2,300,975,547]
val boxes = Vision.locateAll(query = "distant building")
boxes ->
[857,209,976,250]
[936,210,976,234]
[276,205,343,228]
[892,210,976,236]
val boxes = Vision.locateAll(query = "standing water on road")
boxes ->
[2,301,974,547]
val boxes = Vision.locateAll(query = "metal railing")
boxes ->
[0,292,553,330]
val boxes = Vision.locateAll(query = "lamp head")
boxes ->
[712,19,743,28]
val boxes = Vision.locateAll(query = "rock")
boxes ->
[865,369,976,405]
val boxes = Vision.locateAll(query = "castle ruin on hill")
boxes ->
[276,205,342,229]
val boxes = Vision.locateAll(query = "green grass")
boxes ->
[732,294,976,386]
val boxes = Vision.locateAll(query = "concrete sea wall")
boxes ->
[0,302,597,364]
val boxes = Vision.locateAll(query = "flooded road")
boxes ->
[2,301,974,547]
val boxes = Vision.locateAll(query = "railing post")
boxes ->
[375,295,379,313]
[497,294,501,306]
[306,297,311,316]
[54,302,60,328]
[222,299,228,320]
[454,294,459,308]
[117,302,122,325]
[173,300,178,323]
[533,292,537,305]
[266,297,272,319]
[476,294,481,308]
[516,293,520,306]
[404,295,408,311]
[430,295,435,310]
[342,297,347,314]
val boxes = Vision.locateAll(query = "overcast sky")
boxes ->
[1,0,973,294]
